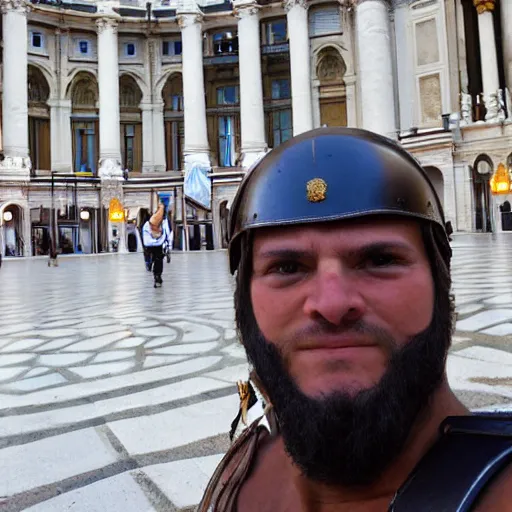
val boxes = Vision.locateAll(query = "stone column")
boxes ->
[473,0,500,122]
[96,17,127,252]
[140,102,154,173]
[234,1,267,168]
[0,0,30,177]
[354,0,396,137]
[285,0,313,135]
[152,102,167,172]
[501,0,512,103]
[177,12,210,169]
[345,77,358,127]
[49,100,73,172]
[96,17,122,176]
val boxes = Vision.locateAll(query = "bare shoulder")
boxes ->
[474,463,512,512]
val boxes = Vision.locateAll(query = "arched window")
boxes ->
[119,75,143,173]
[316,47,347,127]
[69,72,99,174]
[162,74,184,171]
[28,65,51,172]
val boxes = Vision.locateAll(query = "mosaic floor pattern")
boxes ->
[0,236,511,511]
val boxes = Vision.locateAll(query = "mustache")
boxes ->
[282,319,399,352]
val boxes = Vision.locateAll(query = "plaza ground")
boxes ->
[0,234,511,511]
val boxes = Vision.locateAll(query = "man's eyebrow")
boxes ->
[255,248,313,260]
[255,241,415,261]
[348,241,414,258]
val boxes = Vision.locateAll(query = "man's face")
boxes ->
[250,218,434,398]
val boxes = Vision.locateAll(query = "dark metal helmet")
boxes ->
[228,127,448,274]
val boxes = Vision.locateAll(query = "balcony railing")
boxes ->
[261,43,290,55]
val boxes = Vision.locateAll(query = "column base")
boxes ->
[240,149,268,169]
[98,158,124,180]
[0,157,31,181]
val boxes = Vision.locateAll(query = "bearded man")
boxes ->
[199,128,512,511]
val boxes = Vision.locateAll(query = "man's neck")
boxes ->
[291,382,469,512]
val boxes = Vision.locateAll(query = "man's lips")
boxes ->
[297,335,377,351]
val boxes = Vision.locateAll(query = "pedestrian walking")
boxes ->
[142,196,173,288]
[199,127,512,511]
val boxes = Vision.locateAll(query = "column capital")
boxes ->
[96,17,119,34]
[473,0,495,14]
[177,12,203,29]
[350,0,390,6]
[1,0,30,14]
[283,0,308,13]
[233,1,260,19]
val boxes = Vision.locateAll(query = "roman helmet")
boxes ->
[228,127,450,274]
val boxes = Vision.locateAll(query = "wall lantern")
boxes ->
[109,198,125,222]
[490,163,512,195]
[2,211,13,222]
[80,210,90,221]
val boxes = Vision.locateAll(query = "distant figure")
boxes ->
[142,198,173,288]
[445,220,453,241]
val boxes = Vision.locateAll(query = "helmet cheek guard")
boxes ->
[228,127,449,275]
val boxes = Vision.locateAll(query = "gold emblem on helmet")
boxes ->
[307,178,327,203]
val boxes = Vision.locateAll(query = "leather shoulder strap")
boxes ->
[198,418,269,512]
[389,414,512,512]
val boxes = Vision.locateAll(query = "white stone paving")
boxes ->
[0,239,511,510]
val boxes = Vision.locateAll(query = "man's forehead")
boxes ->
[252,218,424,252]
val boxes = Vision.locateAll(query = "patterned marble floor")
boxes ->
[0,236,511,511]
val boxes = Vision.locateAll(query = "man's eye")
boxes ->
[367,253,397,268]
[273,261,300,274]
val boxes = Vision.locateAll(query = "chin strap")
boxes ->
[389,414,512,512]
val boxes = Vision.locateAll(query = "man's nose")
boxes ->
[303,266,366,326]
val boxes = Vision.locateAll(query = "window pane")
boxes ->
[282,129,292,143]
[79,41,89,54]
[272,20,287,44]
[280,110,292,129]
[271,81,280,100]
[32,33,42,48]
[174,40,182,55]
[309,7,341,37]
[273,129,281,147]
[281,79,290,99]
[272,114,280,130]
[225,86,236,104]
[126,43,135,56]
[217,88,224,105]
[162,41,169,55]
[125,124,135,137]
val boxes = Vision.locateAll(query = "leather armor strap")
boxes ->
[197,418,269,512]
[389,414,512,512]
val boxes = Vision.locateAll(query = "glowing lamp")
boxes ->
[490,163,512,195]
[109,198,125,222]
[3,211,13,222]
[80,210,90,221]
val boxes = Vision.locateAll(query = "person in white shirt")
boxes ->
[142,201,173,288]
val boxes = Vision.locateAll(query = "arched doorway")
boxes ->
[219,200,230,249]
[69,72,99,174]
[162,73,184,171]
[120,75,143,173]
[2,205,24,257]
[316,47,347,127]
[472,154,494,232]
[423,166,444,207]
[28,65,51,173]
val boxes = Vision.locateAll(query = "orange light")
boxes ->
[490,163,512,195]
[109,198,125,222]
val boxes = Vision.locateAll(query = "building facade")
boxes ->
[0,0,511,257]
